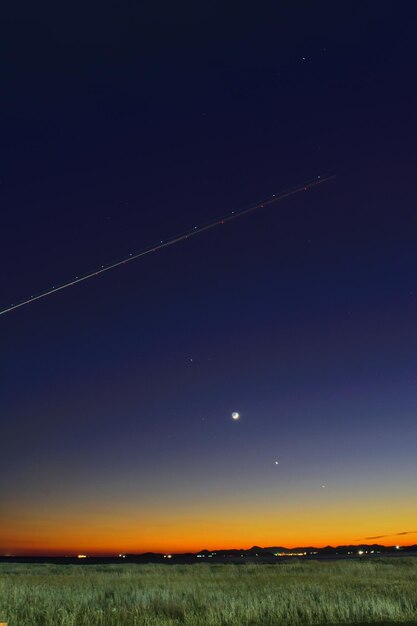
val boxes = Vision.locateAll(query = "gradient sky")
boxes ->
[2,1,417,555]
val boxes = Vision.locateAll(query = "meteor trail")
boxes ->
[0,175,335,317]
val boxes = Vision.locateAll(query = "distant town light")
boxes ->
[77,554,87,559]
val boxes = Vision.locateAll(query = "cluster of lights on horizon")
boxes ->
[70,545,404,560]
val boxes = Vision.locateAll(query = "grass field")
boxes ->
[1,559,417,625]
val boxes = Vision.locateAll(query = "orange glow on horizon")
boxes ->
[3,538,415,557]
[3,484,417,557]
[3,511,417,556]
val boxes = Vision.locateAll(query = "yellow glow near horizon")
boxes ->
[2,494,417,555]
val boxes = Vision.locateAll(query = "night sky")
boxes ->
[2,2,417,555]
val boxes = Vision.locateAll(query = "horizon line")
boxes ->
[4,541,416,558]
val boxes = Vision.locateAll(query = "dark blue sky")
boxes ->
[2,1,417,554]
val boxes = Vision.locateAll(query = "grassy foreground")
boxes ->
[1,559,417,625]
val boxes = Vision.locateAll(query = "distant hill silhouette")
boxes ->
[2,544,416,564]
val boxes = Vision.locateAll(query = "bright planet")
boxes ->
[231,412,240,420]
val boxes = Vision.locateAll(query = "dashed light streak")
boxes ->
[0,175,335,317]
